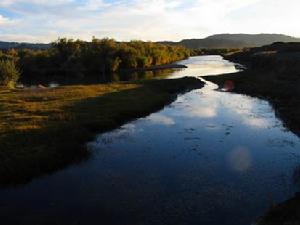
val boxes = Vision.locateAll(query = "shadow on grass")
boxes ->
[0,77,204,187]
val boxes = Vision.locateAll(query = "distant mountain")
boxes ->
[1,34,300,50]
[160,34,300,49]
[0,41,50,50]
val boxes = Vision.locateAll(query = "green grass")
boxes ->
[0,77,203,186]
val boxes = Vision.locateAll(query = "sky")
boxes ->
[0,0,299,43]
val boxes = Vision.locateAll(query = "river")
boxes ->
[1,56,300,225]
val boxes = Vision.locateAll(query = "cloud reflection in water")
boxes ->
[147,114,175,126]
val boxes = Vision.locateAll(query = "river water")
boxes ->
[1,56,300,225]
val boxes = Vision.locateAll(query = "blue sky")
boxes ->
[0,0,299,43]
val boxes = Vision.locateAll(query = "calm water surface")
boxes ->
[1,56,300,225]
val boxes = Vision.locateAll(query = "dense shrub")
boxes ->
[0,38,191,83]
[0,60,20,87]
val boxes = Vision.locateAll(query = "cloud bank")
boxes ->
[0,0,299,42]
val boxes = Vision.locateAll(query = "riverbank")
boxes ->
[205,43,300,136]
[204,69,300,136]
[255,193,300,225]
[0,77,204,186]
[204,43,300,225]
[123,63,187,72]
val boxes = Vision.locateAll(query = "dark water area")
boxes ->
[20,68,176,87]
[1,56,300,225]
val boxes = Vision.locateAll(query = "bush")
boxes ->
[0,60,20,88]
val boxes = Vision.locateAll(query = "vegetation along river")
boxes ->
[1,56,300,225]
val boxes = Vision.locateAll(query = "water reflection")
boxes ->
[21,68,175,86]
[170,55,239,79]
[293,165,300,189]
[84,56,300,224]
[146,114,175,126]
[228,147,252,172]
[186,105,217,118]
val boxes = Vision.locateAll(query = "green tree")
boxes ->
[0,60,20,88]
[10,38,191,83]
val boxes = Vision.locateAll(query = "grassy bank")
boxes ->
[204,42,300,225]
[0,77,204,186]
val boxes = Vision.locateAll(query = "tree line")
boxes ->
[0,38,191,86]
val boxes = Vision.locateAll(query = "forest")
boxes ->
[0,38,191,86]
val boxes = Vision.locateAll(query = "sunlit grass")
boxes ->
[0,77,203,185]
[0,83,137,133]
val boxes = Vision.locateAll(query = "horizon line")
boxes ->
[1,33,299,44]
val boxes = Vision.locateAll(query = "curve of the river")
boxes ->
[1,56,300,225]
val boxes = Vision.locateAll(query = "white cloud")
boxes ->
[79,0,110,10]
[0,15,8,25]
[0,0,299,42]
[0,15,15,27]
[0,0,15,7]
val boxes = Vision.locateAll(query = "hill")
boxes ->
[1,34,300,50]
[0,41,50,50]
[160,34,300,49]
